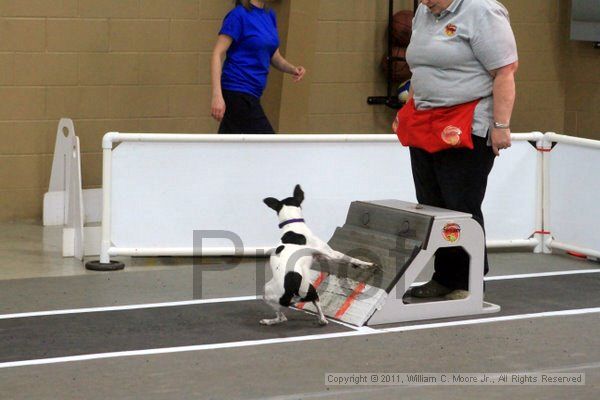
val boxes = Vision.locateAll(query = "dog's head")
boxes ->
[263,184,304,220]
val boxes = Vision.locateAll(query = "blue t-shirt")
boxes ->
[219,5,280,99]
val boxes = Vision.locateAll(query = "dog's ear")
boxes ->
[293,184,304,205]
[263,197,282,212]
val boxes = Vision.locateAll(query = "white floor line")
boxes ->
[410,268,600,287]
[0,330,376,369]
[0,295,261,320]
[1,268,599,320]
[288,307,358,331]
[1,306,599,370]
[484,268,600,281]
[289,307,378,333]
[380,307,600,333]
[331,319,378,333]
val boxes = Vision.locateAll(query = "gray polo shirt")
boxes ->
[405,0,518,138]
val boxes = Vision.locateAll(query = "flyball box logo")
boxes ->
[445,23,457,36]
[442,223,461,243]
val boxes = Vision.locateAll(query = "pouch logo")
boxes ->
[441,125,462,146]
[442,223,461,243]
[445,23,457,36]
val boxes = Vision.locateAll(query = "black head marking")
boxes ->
[263,197,282,212]
[281,197,300,207]
[281,231,307,245]
[275,245,285,254]
[264,185,305,212]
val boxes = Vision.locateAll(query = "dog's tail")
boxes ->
[279,272,302,307]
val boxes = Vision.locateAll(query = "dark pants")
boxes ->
[218,90,275,134]
[409,135,495,290]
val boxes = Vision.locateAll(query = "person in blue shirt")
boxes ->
[211,0,306,133]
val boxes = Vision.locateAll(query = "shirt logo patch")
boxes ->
[441,125,462,146]
[445,23,457,36]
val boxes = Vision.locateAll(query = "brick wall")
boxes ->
[0,0,598,221]
[307,0,412,133]
[560,1,600,140]
[0,0,231,220]
[505,0,566,133]
[564,41,600,139]
[306,0,599,137]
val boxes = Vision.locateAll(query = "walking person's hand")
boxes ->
[292,66,306,82]
[211,95,226,122]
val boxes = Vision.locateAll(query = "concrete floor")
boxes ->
[0,221,599,399]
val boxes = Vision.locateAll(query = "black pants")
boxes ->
[409,135,495,290]
[218,90,275,134]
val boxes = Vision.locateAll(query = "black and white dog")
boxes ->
[261,185,375,326]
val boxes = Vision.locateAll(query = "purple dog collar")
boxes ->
[279,218,305,229]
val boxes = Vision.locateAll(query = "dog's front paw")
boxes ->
[358,262,384,272]
[318,318,329,326]
[351,260,375,269]
[260,315,287,326]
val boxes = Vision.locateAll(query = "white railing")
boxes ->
[97,132,544,264]
[44,127,599,264]
[543,133,600,259]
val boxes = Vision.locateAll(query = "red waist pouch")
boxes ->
[393,98,480,153]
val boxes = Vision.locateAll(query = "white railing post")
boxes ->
[99,146,112,264]
[536,132,552,254]
[85,132,124,271]
[541,132,552,254]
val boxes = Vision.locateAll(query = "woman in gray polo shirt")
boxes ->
[402,0,518,299]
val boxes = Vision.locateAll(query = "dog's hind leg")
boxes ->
[296,277,328,326]
[260,302,287,326]
[312,300,328,326]
[260,280,288,326]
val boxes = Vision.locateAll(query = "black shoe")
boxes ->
[409,280,452,298]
